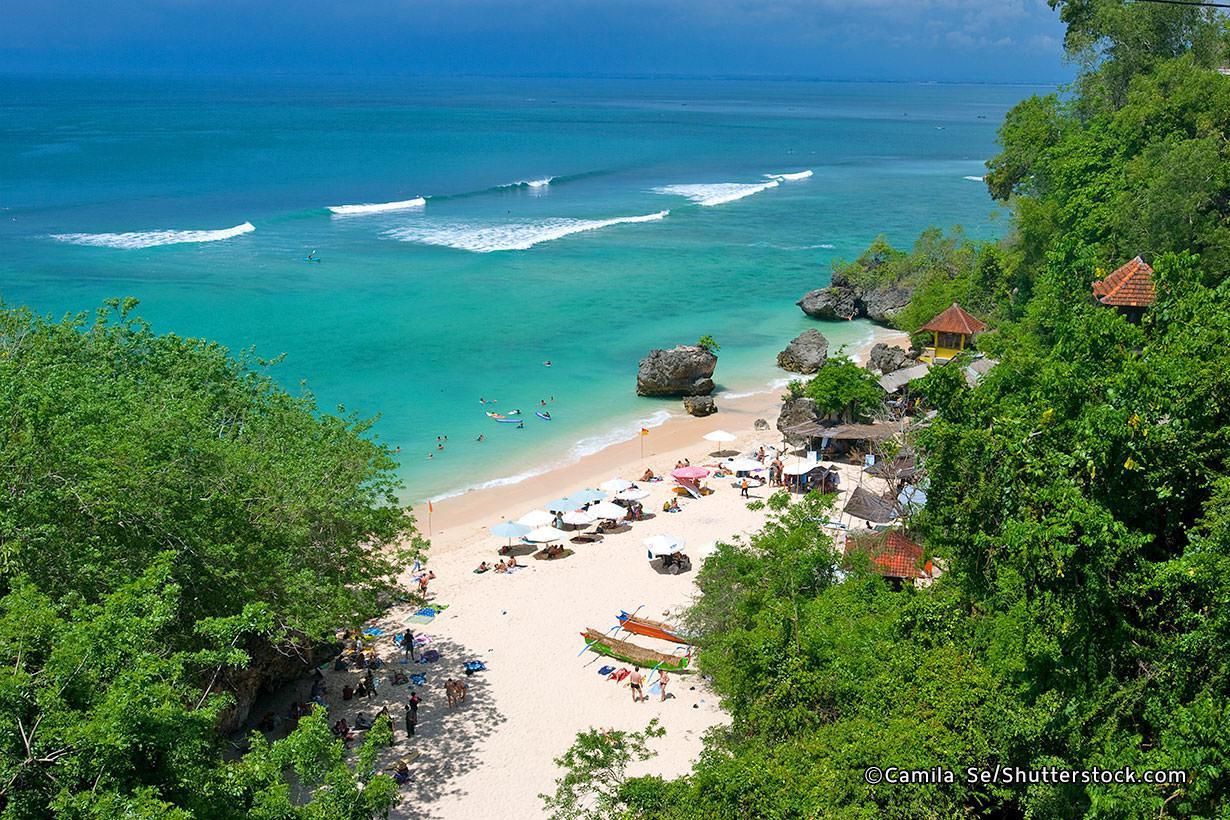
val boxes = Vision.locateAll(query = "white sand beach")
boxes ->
[312,327,910,819]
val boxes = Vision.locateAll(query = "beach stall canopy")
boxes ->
[590,501,628,520]
[517,509,556,528]
[525,526,570,543]
[843,485,901,524]
[561,510,597,526]
[671,466,711,481]
[599,478,633,493]
[616,488,651,501]
[489,521,531,539]
[546,497,580,513]
[644,534,685,556]
[702,430,738,443]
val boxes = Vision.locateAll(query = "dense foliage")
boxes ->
[795,355,885,422]
[0,300,417,815]
[551,3,1230,817]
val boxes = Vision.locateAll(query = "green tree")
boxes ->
[802,356,885,422]
[540,720,665,820]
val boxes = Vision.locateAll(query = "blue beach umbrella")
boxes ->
[546,497,580,513]
[572,488,607,504]
[490,521,531,539]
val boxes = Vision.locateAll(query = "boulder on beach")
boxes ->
[777,329,830,373]
[868,342,912,375]
[754,418,770,430]
[777,396,821,443]
[636,345,717,397]
[682,396,717,417]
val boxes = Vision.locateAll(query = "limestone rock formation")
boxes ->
[867,342,912,375]
[636,345,717,397]
[777,329,830,373]
[682,396,717,417]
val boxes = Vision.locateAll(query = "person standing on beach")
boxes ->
[628,667,644,703]
[403,629,416,661]
[658,670,670,702]
[404,704,416,737]
[740,478,750,498]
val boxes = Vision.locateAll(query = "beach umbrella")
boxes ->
[725,457,764,473]
[517,509,555,528]
[561,510,597,526]
[573,488,607,504]
[671,466,711,481]
[599,478,633,493]
[702,430,737,443]
[489,521,531,543]
[643,534,685,556]
[590,501,627,520]
[546,497,580,513]
[782,458,820,476]
[525,526,569,543]
[615,488,650,501]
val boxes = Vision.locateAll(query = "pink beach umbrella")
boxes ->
[670,466,710,481]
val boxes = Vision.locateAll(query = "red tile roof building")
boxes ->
[844,529,932,580]
[1092,256,1156,308]
[919,303,988,336]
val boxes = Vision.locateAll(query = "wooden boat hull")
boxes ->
[617,611,689,644]
[580,628,692,673]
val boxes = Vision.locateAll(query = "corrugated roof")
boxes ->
[919,303,988,335]
[878,363,932,393]
[844,529,928,579]
[1092,256,1156,308]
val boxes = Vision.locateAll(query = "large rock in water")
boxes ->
[777,396,821,443]
[868,342,912,375]
[682,396,716,417]
[777,329,830,373]
[636,345,717,397]
[797,270,914,324]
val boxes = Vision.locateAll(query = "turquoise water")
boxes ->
[0,76,1042,500]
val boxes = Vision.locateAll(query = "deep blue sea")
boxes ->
[0,76,1044,501]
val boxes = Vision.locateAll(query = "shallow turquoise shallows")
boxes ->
[0,76,1045,501]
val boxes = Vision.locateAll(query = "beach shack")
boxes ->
[918,302,987,364]
[843,528,933,588]
[783,420,899,461]
[1091,256,1156,322]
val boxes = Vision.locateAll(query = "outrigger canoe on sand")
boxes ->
[617,611,689,644]
[580,628,692,673]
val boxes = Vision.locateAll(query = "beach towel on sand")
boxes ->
[410,673,427,686]
[609,668,630,682]
[597,665,615,676]
[463,661,486,674]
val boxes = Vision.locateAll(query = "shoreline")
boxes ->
[302,323,912,819]
[415,323,909,537]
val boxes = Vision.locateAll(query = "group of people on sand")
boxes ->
[627,666,670,703]
[475,555,521,573]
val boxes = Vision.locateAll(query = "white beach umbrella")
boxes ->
[782,458,820,476]
[561,510,597,526]
[615,488,650,501]
[703,429,738,443]
[517,509,555,528]
[525,526,569,543]
[573,488,607,504]
[546,497,580,513]
[590,501,627,520]
[725,457,765,473]
[643,534,685,556]
[599,478,633,493]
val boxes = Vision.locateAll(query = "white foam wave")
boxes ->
[427,409,674,502]
[719,376,798,401]
[963,175,985,182]
[767,170,814,181]
[386,210,669,252]
[653,181,780,207]
[500,176,554,190]
[328,197,426,216]
[818,243,836,249]
[51,222,254,249]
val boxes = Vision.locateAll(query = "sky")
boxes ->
[1,0,1073,83]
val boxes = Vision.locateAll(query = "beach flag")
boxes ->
[640,427,649,436]
[428,500,434,514]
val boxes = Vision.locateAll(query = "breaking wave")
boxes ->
[51,222,255,249]
[767,170,814,181]
[328,198,427,216]
[499,176,554,190]
[653,181,780,206]
[385,210,669,252]
[963,175,985,182]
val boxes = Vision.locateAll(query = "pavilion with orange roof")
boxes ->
[918,302,987,364]
[1091,256,1156,319]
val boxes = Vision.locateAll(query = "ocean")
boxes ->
[0,75,1044,501]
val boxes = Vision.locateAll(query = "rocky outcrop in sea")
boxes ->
[797,269,913,325]
[636,345,717,397]
[777,329,830,374]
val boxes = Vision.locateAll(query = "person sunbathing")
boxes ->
[641,468,655,481]
[494,560,508,573]
[507,555,520,568]
[394,760,411,785]
[475,561,490,573]
[332,719,353,740]
[392,669,409,685]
